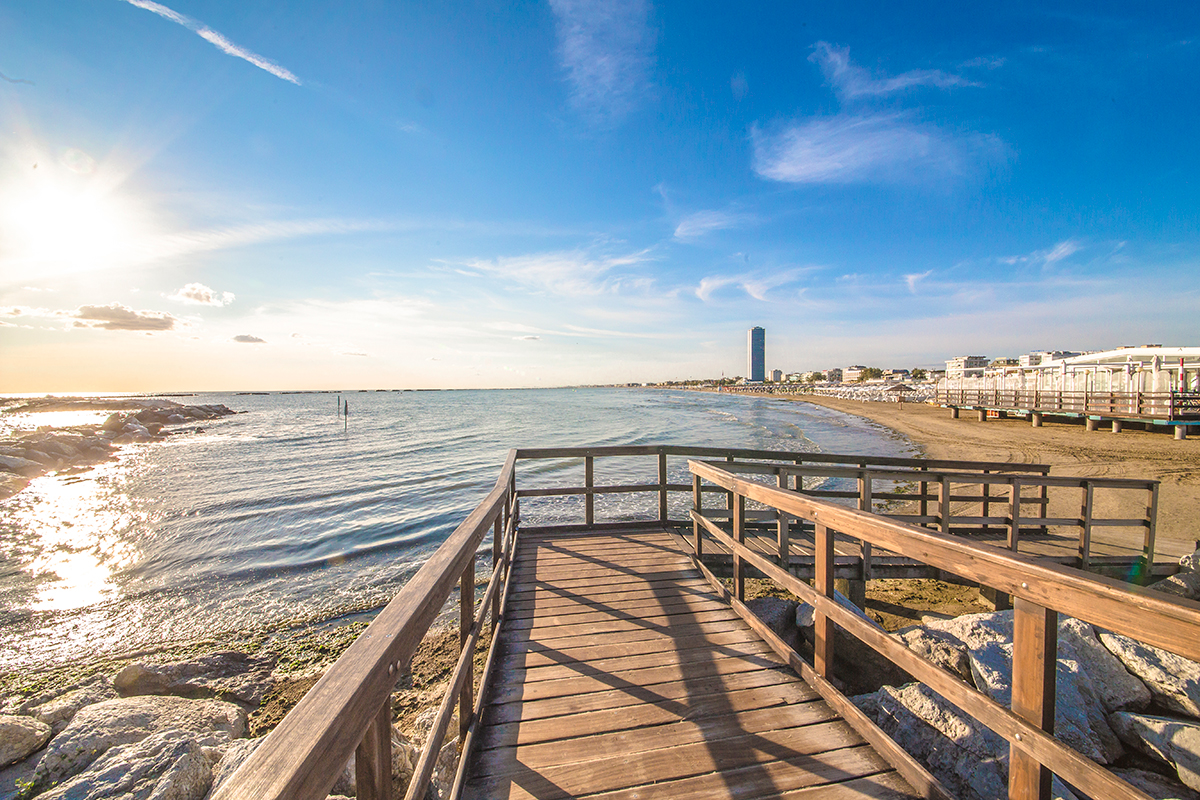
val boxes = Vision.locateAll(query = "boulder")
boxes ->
[1100,633,1200,717]
[23,676,117,734]
[1110,767,1200,800]
[38,728,212,800]
[917,609,1013,652]
[0,455,42,477]
[897,626,973,684]
[1149,572,1200,602]
[33,695,245,788]
[100,413,125,432]
[114,651,276,707]
[1057,617,1150,714]
[1111,713,1200,792]
[0,715,52,768]
[429,737,460,800]
[968,640,1123,763]
[746,596,799,649]
[1181,549,1200,573]
[205,737,262,799]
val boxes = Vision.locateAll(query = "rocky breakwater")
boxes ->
[0,400,237,500]
[751,548,1200,800]
[0,630,465,800]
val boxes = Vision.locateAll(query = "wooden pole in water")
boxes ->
[344,399,349,432]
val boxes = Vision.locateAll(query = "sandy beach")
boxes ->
[789,394,1200,560]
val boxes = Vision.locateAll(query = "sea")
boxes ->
[0,388,916,670]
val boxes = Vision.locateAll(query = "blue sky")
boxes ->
[1,1,1197,390]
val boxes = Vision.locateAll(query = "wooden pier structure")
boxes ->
[213,446,1200,800]
[935,387,1200,437]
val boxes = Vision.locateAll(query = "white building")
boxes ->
[1019,350,1082,367]
[843,365,867,382]
[945,356,989,379]
[770,369,783,382]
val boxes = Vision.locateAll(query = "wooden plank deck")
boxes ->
[464,526,920,800]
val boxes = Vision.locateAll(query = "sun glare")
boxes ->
[0,151,146,277]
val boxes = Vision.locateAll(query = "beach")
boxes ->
[790,394,1200,558]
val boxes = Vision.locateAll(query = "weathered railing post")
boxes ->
[459,554,475,743]
[1144,483,1159,582]
[356,703,392,800]
[981,470,992,533]
[776,469,790,566]
[938,476,951,535]
[919,465,929,520]
[492,516,502,622]
[814,523,835,678]
[692,474,703,557]
[1010,597,1057,800]
[658,452,668,523]
[733,492,745,602]
[584,456,594,526]
[1009,479,1022,552]
[857,470,873,583]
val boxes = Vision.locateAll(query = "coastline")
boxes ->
[786,394,1200,555]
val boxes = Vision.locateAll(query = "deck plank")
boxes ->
[464,525,920,800]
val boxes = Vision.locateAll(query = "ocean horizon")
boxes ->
[0,387,916,670]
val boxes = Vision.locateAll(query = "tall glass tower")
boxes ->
[748,327,765,382]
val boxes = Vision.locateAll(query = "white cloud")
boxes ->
[169,282,235,306]
[673,210,750,241]
[695,268,812,303]
[1043,239,1080,265]
[904,270,932,292]
[119,0,301,85]
[549,0,655,124]
[810,42,977,101]
[232,334,265,343]
[997,240,1083,268]
[751,114,1001,185]
[515,335,541,340]
[462,248,653,296]
[74,303,177,331]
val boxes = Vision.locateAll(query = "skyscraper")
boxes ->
[748,327,765,382]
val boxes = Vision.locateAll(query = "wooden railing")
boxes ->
[936,387,1200,420]
[708,460,1159,572]
[688,459,1200,800]
[212,451,520,800]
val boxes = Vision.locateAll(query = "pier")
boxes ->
[213,446,1200,800]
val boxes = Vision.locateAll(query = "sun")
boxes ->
[0,149,146,279]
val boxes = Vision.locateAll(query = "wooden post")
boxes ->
[725,455,735,517]
[1078,483,1094,571]
[814,523,836,679]
[981,470,992,533]
[858,471,873,582]
[692,473,703,557]
[584,456,594,527]
[938,476,951,535]
[658,452,668,523]
[459,554,475,743]
[1144,483,1159,582]
[1177,425,1189,441]
[492,516,502,623]
[1112,419,1123,434]
[950,406,960,419]
[733,493,746,602]
[1009,479,1022,552]
[1031,412,1043,428]
[919,466,929,522]
[776,470,790,566]
[1086,417,1098,432]
[977,408,987,422]
[355,703,392,800]
[1010,598,1057,800]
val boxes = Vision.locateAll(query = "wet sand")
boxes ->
[790,394,1200,560]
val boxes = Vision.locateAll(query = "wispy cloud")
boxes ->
[904,270,932,292]
[752,114,1000,184]
[695,268,813,303]
[673,210,752,241]
[462,248,653,296]
[549,0,656,124]
[74,303,177,331]
[1043,239,1080,265]
[169,282,235,306]
[810,42,977,101]
[232,334,265,343]
[999,239,1083,267]
[119,0,301,85]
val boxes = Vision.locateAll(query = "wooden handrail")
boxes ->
[688,459,1200,800]
[212,449,519,800]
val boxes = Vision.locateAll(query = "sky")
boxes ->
[1,1,1198,391]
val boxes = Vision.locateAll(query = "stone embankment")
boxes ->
[748,548,1200,800]
[0,400,237,500]
[0,638,463,800]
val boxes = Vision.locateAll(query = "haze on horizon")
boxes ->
[2,2,1197,392]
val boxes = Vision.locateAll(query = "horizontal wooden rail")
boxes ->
[689,459,1199,800]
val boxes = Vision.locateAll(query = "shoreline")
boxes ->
[782,394,1199,555]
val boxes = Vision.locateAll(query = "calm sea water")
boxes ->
[0,388,915,668]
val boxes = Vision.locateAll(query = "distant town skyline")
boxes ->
[2,3,1198,391]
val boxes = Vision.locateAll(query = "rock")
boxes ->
[794,588,879,631]
[0,455,42,477]
[968,640,1123,763]
[38,729,212,800]
[25,676,117,734]
[205,737,262,799]
[1112,713,1200,792]
[1100,632,1200,717]
[1057,617,1150,714]
[33,695,245,788]
[0,752,40,800]
[852,682,1008,800]
[917,610,1013,652]
[795,591,908,695]
[0,715,52,768]
[167,415,187,424]
[101,413,125,431]
[746,596,799,648]
[897,626,973,684]
[429,737,460,800]
[0,474,29,500]
[1150,572,1200,602]
[1181,549,1200,573]
[1111,767,1200,800]
[115,651,276,707]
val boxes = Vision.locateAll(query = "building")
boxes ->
[843,365,867,382]
[824,368,843,383]
[883,369,911,381]
[747,327,765,382]
[945,355,988,379]
[1019,350,1083,367]
[769,369,783,382]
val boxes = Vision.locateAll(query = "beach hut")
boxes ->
[883,383,915,403]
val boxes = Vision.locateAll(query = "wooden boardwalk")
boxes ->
[464,526,919,800]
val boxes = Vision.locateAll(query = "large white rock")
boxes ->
[37,729,212,800]
[1100,633,1200,717]
[1111,712,1200,792]
[897,626,973,683]
[114,651,275,707]
[1180,549,1200,573]
[968,640,1123,763]
[0,715,52,768]
[33,695,245,789]
[1110,767,1200,800]
[1150,572,1200,602]
[1057,617,1150,714]
[204,737,262,799]
[23,677,117,734]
